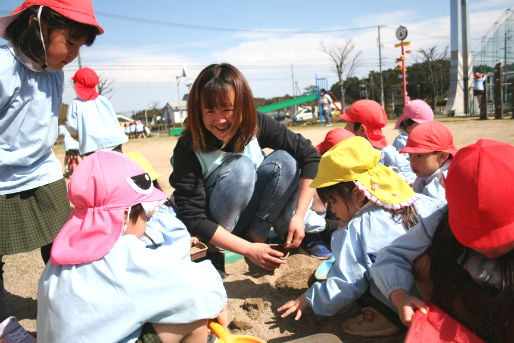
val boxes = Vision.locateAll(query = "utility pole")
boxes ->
[377,25,385,108]
[77,51,83,69]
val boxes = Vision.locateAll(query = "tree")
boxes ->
[320,39,362,111]
[97,75,114,98]
[415,46,449,109]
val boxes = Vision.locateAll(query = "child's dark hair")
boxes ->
[6,6,99,67]
[183,63,257,153]
[428,214,514,342]
[399,119,416,131]
[317,181,418,229]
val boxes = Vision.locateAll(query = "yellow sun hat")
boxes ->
[124,152,162,181]
[310,136,417,209]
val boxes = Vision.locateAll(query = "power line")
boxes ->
[95,11,377,34]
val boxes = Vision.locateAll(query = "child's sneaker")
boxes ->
[0,316,36,343]
[301,233,332,259]
[342,307,400,337]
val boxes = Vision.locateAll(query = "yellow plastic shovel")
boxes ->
[208,321,266,343]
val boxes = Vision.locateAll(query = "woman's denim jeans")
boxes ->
[204,150,299,240]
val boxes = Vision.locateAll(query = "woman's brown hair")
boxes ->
[182,63,257,153]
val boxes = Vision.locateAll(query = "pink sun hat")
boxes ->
[0,0,104,39]
[394,99,434,130]
[50,151,167,265]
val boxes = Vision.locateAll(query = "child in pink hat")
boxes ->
[372,139,514,342]
[340,99,416,184]
[37,151,227,343]
[392,100,434,156]
[400,121,457,203]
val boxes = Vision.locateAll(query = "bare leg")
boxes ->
[153,319,208,343]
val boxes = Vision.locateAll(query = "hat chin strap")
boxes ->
[34,6,48,69]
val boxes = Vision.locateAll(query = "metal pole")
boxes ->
[401,43,407,106]
[378,26,385,108]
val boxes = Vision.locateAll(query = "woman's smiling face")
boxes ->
[201,89,237,144]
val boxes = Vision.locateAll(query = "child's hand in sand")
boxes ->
[277,293,308,320]
[390,289,427,327]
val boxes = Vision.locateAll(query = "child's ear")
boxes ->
[439,151,450,164]
[352,186,366,204]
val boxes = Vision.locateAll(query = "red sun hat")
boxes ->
[0,0,104,39]
[316,128,355,155]
[339,100,388,148]
[394,99,434,129]
[400,121,457,156]
[72,67,99,101]
[445,139,514,251]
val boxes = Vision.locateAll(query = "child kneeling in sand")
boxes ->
[37,151,227,343]
[278,136,446,338]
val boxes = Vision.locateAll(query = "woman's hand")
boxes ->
[277,293,308,320]
[246,242,286,270]
[284,213,305,249]
[390,289,427,327]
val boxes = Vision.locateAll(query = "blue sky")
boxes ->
[1,0,510,114]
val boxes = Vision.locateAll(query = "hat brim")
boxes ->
[450,213,514,250]
[339,113,350,121]
[0,10,24,39]
[400,145,458,156]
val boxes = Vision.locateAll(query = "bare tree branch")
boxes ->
[97,75,114,98]
[320,39,362,110]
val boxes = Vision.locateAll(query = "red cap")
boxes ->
[315,128,355,155]
[339,100,388,148]
[446,139,514,250]
[400,121,457,156]
[0,0,104,39]
[72,67,99,101]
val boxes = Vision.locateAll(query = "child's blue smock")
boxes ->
[58,125,79,152]
[412,160,450,203]
[392,132,408,153]
[66,95,128,155]
[37,224,227,342]
[304,195,446,316]
[0,45,64,194]
[371,203,448,301]
[141,204,192,261]
[379,145,416,184]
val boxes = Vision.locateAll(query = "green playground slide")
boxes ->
[257,93,317,113]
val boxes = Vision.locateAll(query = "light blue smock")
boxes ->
[304,195,446,316]
[392,132,409,161]
[66,95,128,155]
[58,125,79,152]
[371,203,448,301]
[0,44,63,194]
[37,227,227,343]
[412,161,450,203]
[379,145,416,185]
[141,204,192,261]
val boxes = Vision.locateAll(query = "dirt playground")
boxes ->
[3,116,514,342]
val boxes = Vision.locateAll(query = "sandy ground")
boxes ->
[3,115,514,342]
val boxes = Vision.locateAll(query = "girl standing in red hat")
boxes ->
[67,67,128,156]
[0,0,102,340]
[372,139,514,342]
